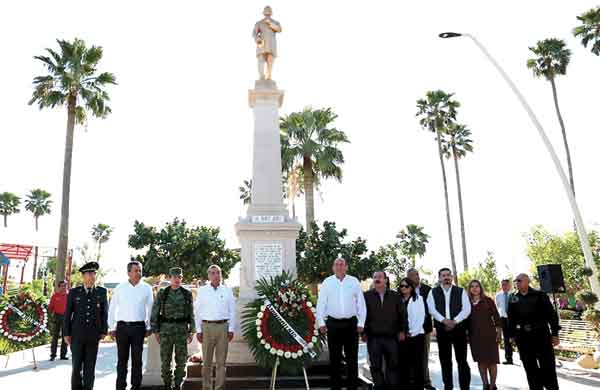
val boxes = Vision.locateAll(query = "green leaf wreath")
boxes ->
[0,293,49,350]
[242,271,324,373]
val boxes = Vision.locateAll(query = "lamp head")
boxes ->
[439,32,462,39]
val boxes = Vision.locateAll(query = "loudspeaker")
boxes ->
[537,264,566,293]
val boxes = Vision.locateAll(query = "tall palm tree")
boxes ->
[442,123,474,271]
[280,107,349,234]
[25,189,52,231]
[0,192,21,228]
[24,189,53,279]
[29,38,116,286]
[416,90,460,279]
[91,223,113,261]
[396,224,430,268]
[239,180,252,205]
[573,7,600,56]
[527,39,575,199]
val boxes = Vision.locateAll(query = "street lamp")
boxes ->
[439,32,600,300]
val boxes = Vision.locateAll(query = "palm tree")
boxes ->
[396,224,430,268]
[29,38,116,286]
[284,165,304,219]
[441,123,474,271]
[239,180,252,205]
[573,7,600,56]
[416,90,460,279]
[280,107,349,234]
[24,189,53,279]
[527,39,575,199]
[91,223,113,261]
[0,192,21,228]
[24,189,52,231]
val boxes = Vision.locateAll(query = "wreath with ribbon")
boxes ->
[0,293,48,346]
[242,271,323,373]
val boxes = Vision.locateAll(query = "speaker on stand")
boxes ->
[537,264,566,313]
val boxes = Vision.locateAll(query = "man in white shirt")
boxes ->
[426,267,472,390]
[495,279,514,364]
[194,264,235,390]
[108,261,154,390]
[316,258,366,390]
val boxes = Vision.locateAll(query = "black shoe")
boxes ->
[60,356,69,360]
[425,386,437,390]
[502,360,513,365]
[49,357,55,361]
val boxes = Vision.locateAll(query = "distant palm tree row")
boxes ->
[0,189,52,229]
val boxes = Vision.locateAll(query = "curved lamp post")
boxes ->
[439,32,600,300]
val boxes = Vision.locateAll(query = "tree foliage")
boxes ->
[573,7,600,56]
[526,38,571,80]
[457,251,500,295]
[0,192,21,228]
[128,218,240,281]
[296,221,388,284]
[525,226,600,294]
[24,189,52,231]
[396,224,430,268]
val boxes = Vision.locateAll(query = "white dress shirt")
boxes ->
[194,283,236,333]
[406,295,426,337]
[426,285,471,324]
[316,274,367,327]
[108,280,154,331]
[495,290,510,318]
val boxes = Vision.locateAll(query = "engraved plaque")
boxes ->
[254,242,283,280]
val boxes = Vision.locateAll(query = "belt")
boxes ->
[202,320,228,324]
[117,321,145,326]
[326,316,356,322]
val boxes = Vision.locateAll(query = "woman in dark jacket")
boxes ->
[398,277,426,390]
[468,279,502,390]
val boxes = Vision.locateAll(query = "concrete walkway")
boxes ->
[1,342,598,389]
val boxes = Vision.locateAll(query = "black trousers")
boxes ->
[402,334,425,390]
[70,338,100,390]
[326,317,359,390]
[500,318,513,362]
[116,322,146,390]
[50,314,68,359]
[516,331,559,390]
[436,326,471,390]
[367,335,399,389]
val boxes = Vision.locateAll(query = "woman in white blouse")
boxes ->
[398,277,426,390]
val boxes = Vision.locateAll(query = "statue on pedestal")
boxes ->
[252,6,281,81]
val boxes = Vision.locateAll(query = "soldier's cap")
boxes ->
[79,261,99,274]
[169,267,183,277]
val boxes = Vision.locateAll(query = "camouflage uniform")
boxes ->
[150,269,196,390]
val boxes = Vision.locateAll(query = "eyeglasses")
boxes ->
[514,279,522,283]
[399,284,409,288]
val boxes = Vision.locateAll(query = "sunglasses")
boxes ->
[399,284,410,288]
[514,279,523,283]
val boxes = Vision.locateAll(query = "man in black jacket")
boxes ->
[63,262,108,390]
[364,271,407,390]
[508,273,560,390]
[407,268,436,390]
[426,268,471,390]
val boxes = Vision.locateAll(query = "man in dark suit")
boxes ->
[63,262,108,390]
[364,271,406,389]
[406,268,436,390]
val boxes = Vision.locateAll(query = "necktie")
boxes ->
[503,292,508,314]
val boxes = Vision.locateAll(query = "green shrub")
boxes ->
[577,291,599,306]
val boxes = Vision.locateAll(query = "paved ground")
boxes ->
[0,342,598,389]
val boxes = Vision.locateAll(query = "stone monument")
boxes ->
[230,6,302,359]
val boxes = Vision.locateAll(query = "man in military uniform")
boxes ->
[63,262,108,390]
[508,273,560,390]
[150,267,196,390]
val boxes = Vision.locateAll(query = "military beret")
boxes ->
[79,261,99,273]
[169,267,183,277]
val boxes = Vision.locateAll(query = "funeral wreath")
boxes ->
[0,293,48,349]
[242,271,323,372]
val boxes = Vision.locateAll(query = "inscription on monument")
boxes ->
[251,215,285,224]
[254,242,283,280]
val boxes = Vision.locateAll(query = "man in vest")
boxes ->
[426,267,471,390]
